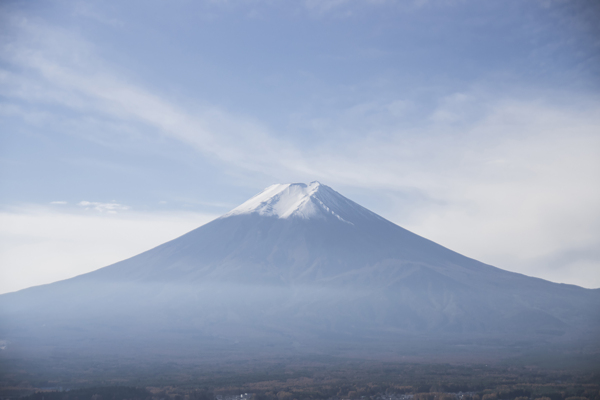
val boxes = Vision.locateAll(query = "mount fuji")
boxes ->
[1,182,599,363]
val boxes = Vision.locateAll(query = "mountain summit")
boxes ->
[222,181,375,224]
[1,182,599,363]
[224,181,331,219]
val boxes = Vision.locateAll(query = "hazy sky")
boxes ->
[1,0,599,293]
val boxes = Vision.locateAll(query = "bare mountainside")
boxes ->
[1,182,599,364]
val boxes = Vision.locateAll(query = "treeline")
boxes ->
[230,381,600,400]
[22,387,152,400]
[412,393,599,400]
[14,363,600,400]
[18,384,600,400]
[249,383,413,400]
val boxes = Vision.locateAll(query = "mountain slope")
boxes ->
[1,182,599,361]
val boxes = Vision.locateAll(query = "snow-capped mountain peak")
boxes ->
[222,181,353,222]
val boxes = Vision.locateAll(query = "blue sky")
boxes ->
[1,0,599,293]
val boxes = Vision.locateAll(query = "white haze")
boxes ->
[0,205,217,294]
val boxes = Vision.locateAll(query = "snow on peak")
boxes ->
[222,181,352,222]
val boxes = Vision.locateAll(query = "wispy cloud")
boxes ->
[1,16,304,175]
[77,201,130,213]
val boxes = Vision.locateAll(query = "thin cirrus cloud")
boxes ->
[1,17,306,176]
[6,15,598,191]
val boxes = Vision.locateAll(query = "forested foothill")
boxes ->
[3,362,599,400]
